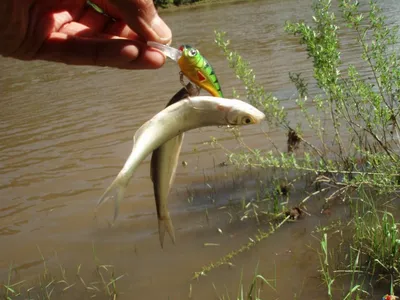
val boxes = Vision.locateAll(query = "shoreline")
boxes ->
[156,0,249,13]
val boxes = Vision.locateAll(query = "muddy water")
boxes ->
[1,0,400,299]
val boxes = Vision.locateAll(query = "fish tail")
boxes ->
[158,216,176,248]
[96,174,129,222]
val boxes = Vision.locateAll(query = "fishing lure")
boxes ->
[86,0,116,21]
[382,295,399,300]
[147,41,224,97]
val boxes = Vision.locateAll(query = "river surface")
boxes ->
[1,0,399,299]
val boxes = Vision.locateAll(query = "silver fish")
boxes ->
[97,96,266,222]
[150,83,199,248]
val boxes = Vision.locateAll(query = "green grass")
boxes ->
[212,262,277,300]
[1,245,125,300]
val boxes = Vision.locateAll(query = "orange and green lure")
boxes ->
[177,45,223,97]
[147,41,223,97]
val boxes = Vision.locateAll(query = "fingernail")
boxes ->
[151,15,172,43]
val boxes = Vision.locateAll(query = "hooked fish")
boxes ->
[178,45,224,97]
[97,96,265,222]
[150,83,199,248]
[146,41,223,97]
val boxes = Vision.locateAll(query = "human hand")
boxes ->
[0,0,172,69]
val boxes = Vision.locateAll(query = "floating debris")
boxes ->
[287,127,301,153]
[204,243,220,247]
[285,207,303,220]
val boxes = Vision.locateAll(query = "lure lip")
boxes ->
[147,41,182,62]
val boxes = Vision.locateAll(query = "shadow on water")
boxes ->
[1,0,400,299]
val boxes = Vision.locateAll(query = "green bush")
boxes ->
[213,0,400,293]
[216,0,400,197]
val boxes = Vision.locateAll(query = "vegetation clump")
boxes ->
[210,0,400,297]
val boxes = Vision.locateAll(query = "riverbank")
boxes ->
[156,0,249,12]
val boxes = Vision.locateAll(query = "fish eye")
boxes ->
[242,117,253,124]
[188,49,198,57]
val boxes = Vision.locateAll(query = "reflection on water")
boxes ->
[0,0,399,298]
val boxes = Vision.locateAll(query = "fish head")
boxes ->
[178,45,202,66]
[218,100,266,126]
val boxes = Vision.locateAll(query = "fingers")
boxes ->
[75,6,141,41]
[46,5,164,70]
[35,32,165,70]
[78,6,110,33]
[74,4,146,43]
[59,19,141,42]
[59,21,101,38]
[106,0,172,44]
[106,21,142,41]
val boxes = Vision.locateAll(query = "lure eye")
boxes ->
[242,117,253,125]
[188,48,198,57]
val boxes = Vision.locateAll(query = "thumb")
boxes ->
[108,0,172,44]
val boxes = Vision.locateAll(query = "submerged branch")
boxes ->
[192,215,290,280]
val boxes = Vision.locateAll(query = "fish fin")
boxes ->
[158,216,176,248]
[168,134,184,187]
[113,184,127,222]
[133,119,151,146]
[166,83,191,107]
[149,153,155,183]
[149,146,159,183]
[96,174,129,222]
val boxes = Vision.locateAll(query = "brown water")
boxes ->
[1,0,400,299]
